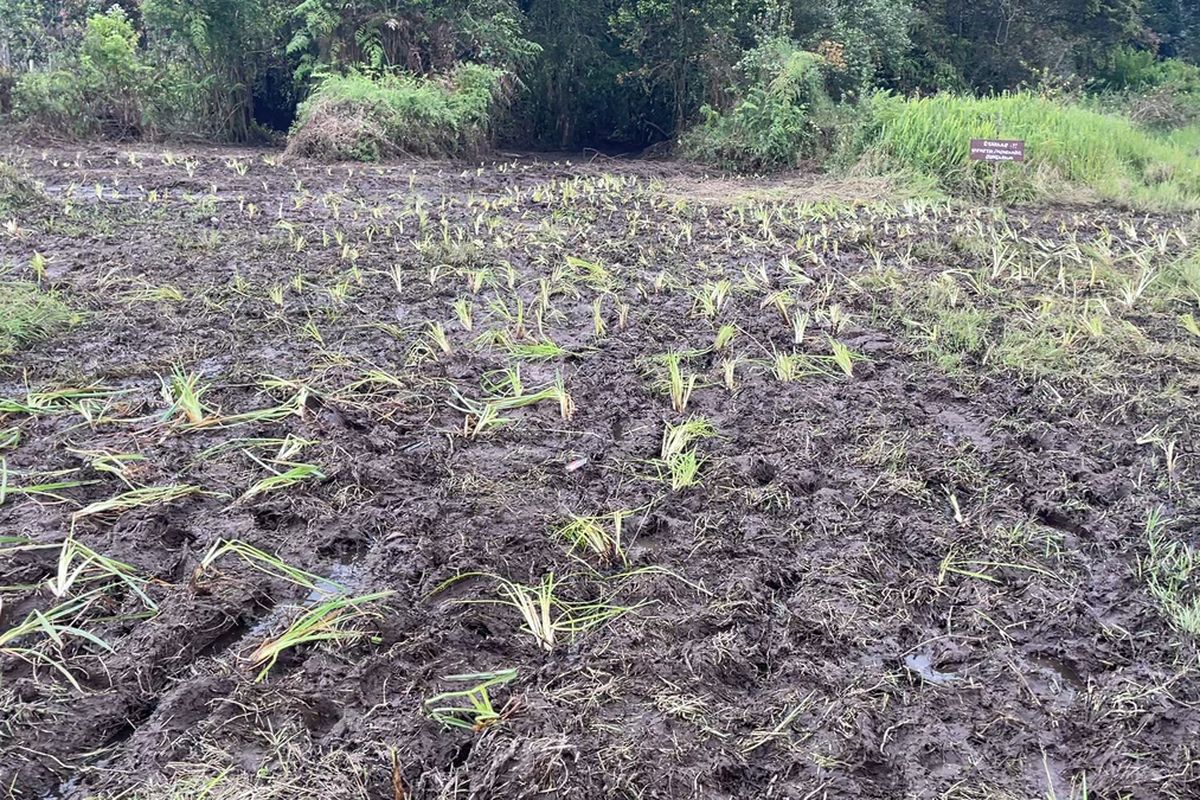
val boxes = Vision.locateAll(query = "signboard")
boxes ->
[969,139,1026,162]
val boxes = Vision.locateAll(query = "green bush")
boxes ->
[1124,60,1200,129]
[846,92,1200,207]
[681,41,835,170]
[11,6,150,136]
[12,70,87,135]
[1090,49,1200,130]
[79,4,148,131]
[1095,46,1163,91]
[286,64,506,161]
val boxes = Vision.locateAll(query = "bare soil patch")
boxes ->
[1,145,1198,799]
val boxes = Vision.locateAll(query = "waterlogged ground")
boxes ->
[1,145,1199,800]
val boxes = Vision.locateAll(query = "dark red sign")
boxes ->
[969,139,1026,162]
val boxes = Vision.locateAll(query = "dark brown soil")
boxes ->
[1,145,1199,799]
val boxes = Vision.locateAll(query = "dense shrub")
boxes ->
[1087,48,1200,130]
[286,64,505,161]
[1124,61,1200,129]
[11,70,86,135]
[11,7,150,137]
[681,41,836,169]
[1095,46,1164,91]
[846,92,1200,206]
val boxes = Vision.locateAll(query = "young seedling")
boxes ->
[67,448,146,489]
[770,350,826,382]
[720,357,740,392]
[487,574,639,651]
[615,298,630,330]
[692,280,731,319]
[564,255,615,290]
[0,460,97,506]
[664,351,697,413]
[762,290,794,323]
[1,386,122,420]
[1137,428,1179,485]
[161,365,214,426]
[451,373,574,438]
[0,591,114,689]
[30,251,47,282]
[427,322,453,355]
[499,334,568,361]
[195,538,337,594]
[425,669,519,731]
[482,366,524,399]
[48,537,157,609]
[241,459,324,501]
[592,296,608,337]
[555,510,631,565]
[659,418,716,490]
[1181,313,1200,337]
[249,590,394,681]
[1140,508,1200,634]
[828,337,858,377]
[791,312,809,345]
[452,298,474,331]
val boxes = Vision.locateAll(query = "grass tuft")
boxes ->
[0,282,78,355]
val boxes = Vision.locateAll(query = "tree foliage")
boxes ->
[141,0,290,140]
[1,0,1199,152]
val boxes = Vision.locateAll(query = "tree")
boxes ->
[142,0,288,140]
[287,0,537,81]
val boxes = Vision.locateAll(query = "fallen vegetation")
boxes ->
[286,65,506,161]
[0,280,77,356]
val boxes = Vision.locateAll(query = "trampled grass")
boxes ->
[0,159,42,215]
[0,282,78,355]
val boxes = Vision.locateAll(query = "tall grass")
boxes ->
[851,92,1200,207]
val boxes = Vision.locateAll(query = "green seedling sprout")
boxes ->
[49,536,157,609]
[161,365,214,426]
[664,351,696,414]
[195,538,338,594]
[249,590,393,681]
[0,459,98,505]
[425,669,519,731]
[241,458,324,501]
[556,511,631,565]
[659,418,716,490]
[0,591,114,690]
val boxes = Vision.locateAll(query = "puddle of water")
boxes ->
[247,562,363,638]
[904,652,960,685]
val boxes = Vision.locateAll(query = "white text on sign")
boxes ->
[969,139,1026,162]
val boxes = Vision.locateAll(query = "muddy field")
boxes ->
[1,145,1199,799]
